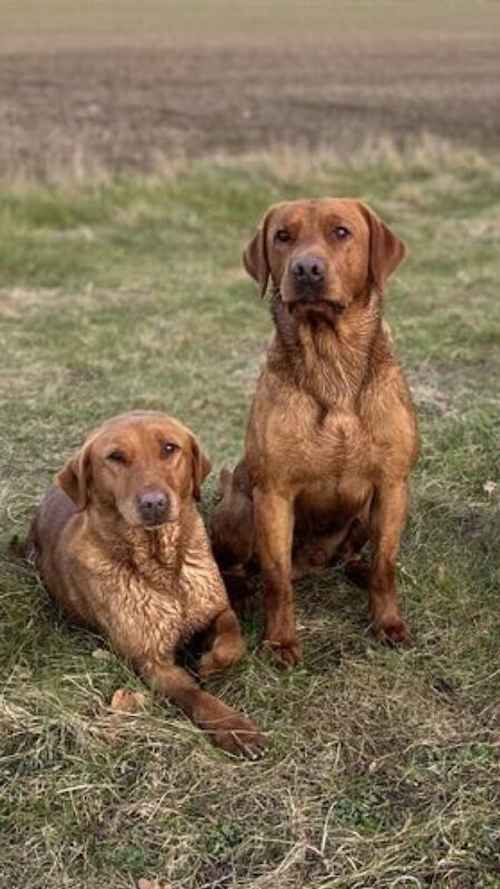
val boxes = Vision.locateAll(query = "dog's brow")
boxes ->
[154,428,183,445]
[321,213,348,227]
[103,438,132,455]
[274,214,304,234]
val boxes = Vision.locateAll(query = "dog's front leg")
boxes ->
[140,661,265,756]
[369,480,409,644]
[253,488,301,666]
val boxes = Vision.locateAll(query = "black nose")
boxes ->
[291,254,326,287]
[137,489,169,525]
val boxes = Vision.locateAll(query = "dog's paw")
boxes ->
[211,714,267,758]
[261,637,303,668]
[372,615,409,646]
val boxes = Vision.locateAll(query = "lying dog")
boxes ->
[212,198,419,666]
[29,411,265,755]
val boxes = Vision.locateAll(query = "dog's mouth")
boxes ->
[142,520,168,531]
[119,507,177,530]
[289,296,346,317]
[140,514,178,530]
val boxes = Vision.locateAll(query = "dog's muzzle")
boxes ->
[136,488,170,527]
[290,254,326,294]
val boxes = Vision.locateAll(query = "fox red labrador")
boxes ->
[212,198,419,666]
[29,411,265,755]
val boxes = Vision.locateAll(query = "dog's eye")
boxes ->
[162,442,179,457]
[275,229,291,243]
[107,450,126,463]
[333,226,351,240]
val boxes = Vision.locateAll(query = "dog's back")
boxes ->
[28,486,76,570]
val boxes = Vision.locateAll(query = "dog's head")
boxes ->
[243,198,406,320]
[56,411,211,528]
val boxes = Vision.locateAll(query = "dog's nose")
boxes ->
[291,255,326,286]
[137,489,169,525]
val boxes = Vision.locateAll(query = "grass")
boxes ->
[1,142,499,889]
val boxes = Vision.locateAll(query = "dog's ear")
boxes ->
[56,443,92,510]
[190,435,212,501]
[243,206,276,298]
[360,203,407,292]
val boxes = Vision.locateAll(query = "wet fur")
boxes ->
[30,411,265,755]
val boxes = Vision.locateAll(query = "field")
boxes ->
[2,1,500,181]
[1,3,500,889]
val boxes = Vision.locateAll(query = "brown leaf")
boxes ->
[138,880,173,889]
[110,688,146,714]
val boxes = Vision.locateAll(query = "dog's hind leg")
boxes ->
[340,511,371,589]
[198,607,246,678]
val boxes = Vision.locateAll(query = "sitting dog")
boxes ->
[212,198,419,666]
[28,410,265,755]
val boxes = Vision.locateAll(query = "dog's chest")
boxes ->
[263,397,374,483]
[99,559,227,662]
[296,424,374,518]
[252,393,377,523]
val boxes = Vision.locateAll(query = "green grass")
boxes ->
[1,143,499,889]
